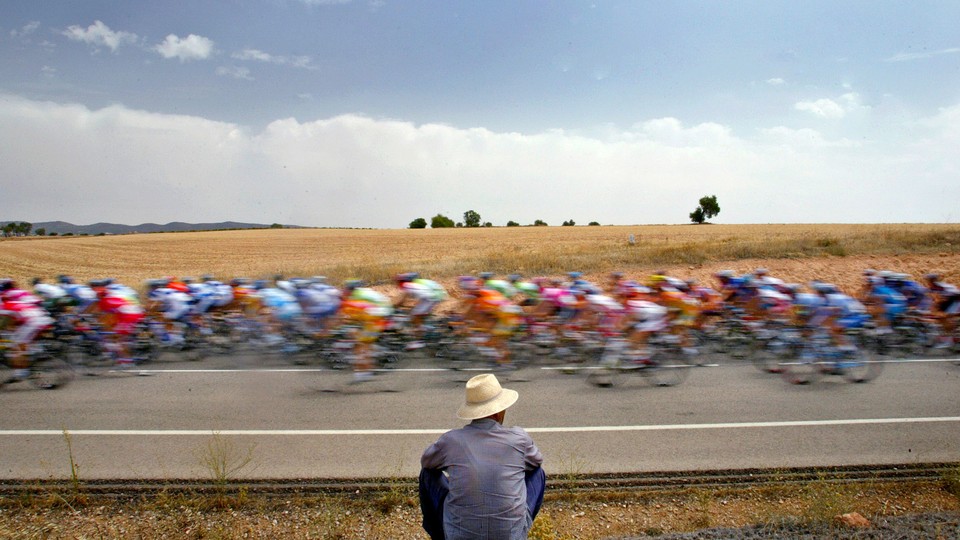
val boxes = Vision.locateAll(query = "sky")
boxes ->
[1,1,959,228]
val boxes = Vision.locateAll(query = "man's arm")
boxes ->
[518,429,543,470]
[420,438,446,470]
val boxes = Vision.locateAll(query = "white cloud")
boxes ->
[63,20,138,52]
[40,66,57,78]
[759,126,861,148]
[885,47,960,62]
[0,94,957,227]
[766,78,786,86]
[628,117,735,147]
[154,34,214,62]
[795,98,845,119]
[216,66,253,80]
[795,92,868,119]
[10,21,40,38]
[232,48,315,69]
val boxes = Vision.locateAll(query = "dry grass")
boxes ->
[1,224,958,295]
[1,480,957,539]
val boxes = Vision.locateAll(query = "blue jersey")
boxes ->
[895,280,929,309]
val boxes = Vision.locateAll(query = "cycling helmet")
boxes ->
[395,272,418,284]
[457,275,479,291]
[344,279,365,291]
[924,273,940,282]
[0,279,15,292]
[478,271,494,281]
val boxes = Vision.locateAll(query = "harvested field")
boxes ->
[1,224,957,296]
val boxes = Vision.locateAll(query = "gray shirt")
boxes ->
[421,418,543,540]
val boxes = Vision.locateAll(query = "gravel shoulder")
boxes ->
[2,478,958,539]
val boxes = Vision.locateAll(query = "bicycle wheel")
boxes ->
[643,349,694,387]
[748,338,785,373]
[0,363,12,390]
[586,363,623,387]
[838,349,884,383]
[29,357,74,389]
[779,354,825,385]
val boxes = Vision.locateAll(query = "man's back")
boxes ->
[421,418,542,540]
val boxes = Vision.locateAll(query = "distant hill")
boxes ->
[1,221,301,236]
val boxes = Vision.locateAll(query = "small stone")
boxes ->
[835,512,871,528]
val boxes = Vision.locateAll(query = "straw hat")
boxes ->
[457,373,519,420]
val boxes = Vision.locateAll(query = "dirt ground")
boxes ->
[598,253,960,295]
[1,480,958,539]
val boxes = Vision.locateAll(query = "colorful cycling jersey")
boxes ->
[296,283,341,317]
[893,279,929,309]
[870,285,907,312]
[473,288,510,313]
[258,287,302,321]
[33,283,72,312]
[33,283,67,301]
[625,299,668,332]
[722,276,756,303]
[149,287,193,320]
[792,292,824,318]
[658,288,699,317]
[62,283,98,309]
[343,287,393,319]
[587,294,623,313]
[483,279,516,298]
[98,286,145,334]
[541,287,576,308]
[512,280,540,302]
[403,279,448,302]
[824,293,870,328]
[929,280,960,298]
[1,290,50,323]
[105,283,140,304]
[689,286,723,313]
[756,287,792,314]
[205,281,236,308]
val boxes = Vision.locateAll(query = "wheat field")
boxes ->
[1,224,958,295]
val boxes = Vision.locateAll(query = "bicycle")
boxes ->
[0,335,74,390]
[586,332,696,388]
[779,329,883,385]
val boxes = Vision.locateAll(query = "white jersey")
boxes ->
[34,283,67,300]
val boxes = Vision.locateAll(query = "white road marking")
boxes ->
[4,416,959,437]
[128,357,957,374]
[127,358,960,375]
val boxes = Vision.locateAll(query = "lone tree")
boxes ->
[463,210,481,228]
[430,214,455,228]
[689,195,720,224]
[408,217,427,229]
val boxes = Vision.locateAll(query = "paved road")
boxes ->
[1,353,958,479]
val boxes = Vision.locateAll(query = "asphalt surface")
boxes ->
[1,351,958,480]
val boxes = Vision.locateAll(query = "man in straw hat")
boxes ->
[419,373,545,540]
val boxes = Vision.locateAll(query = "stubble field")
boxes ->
[3,224,960,537]
[1,224,958,297]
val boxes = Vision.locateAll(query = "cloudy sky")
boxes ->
[2,1,959,228]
